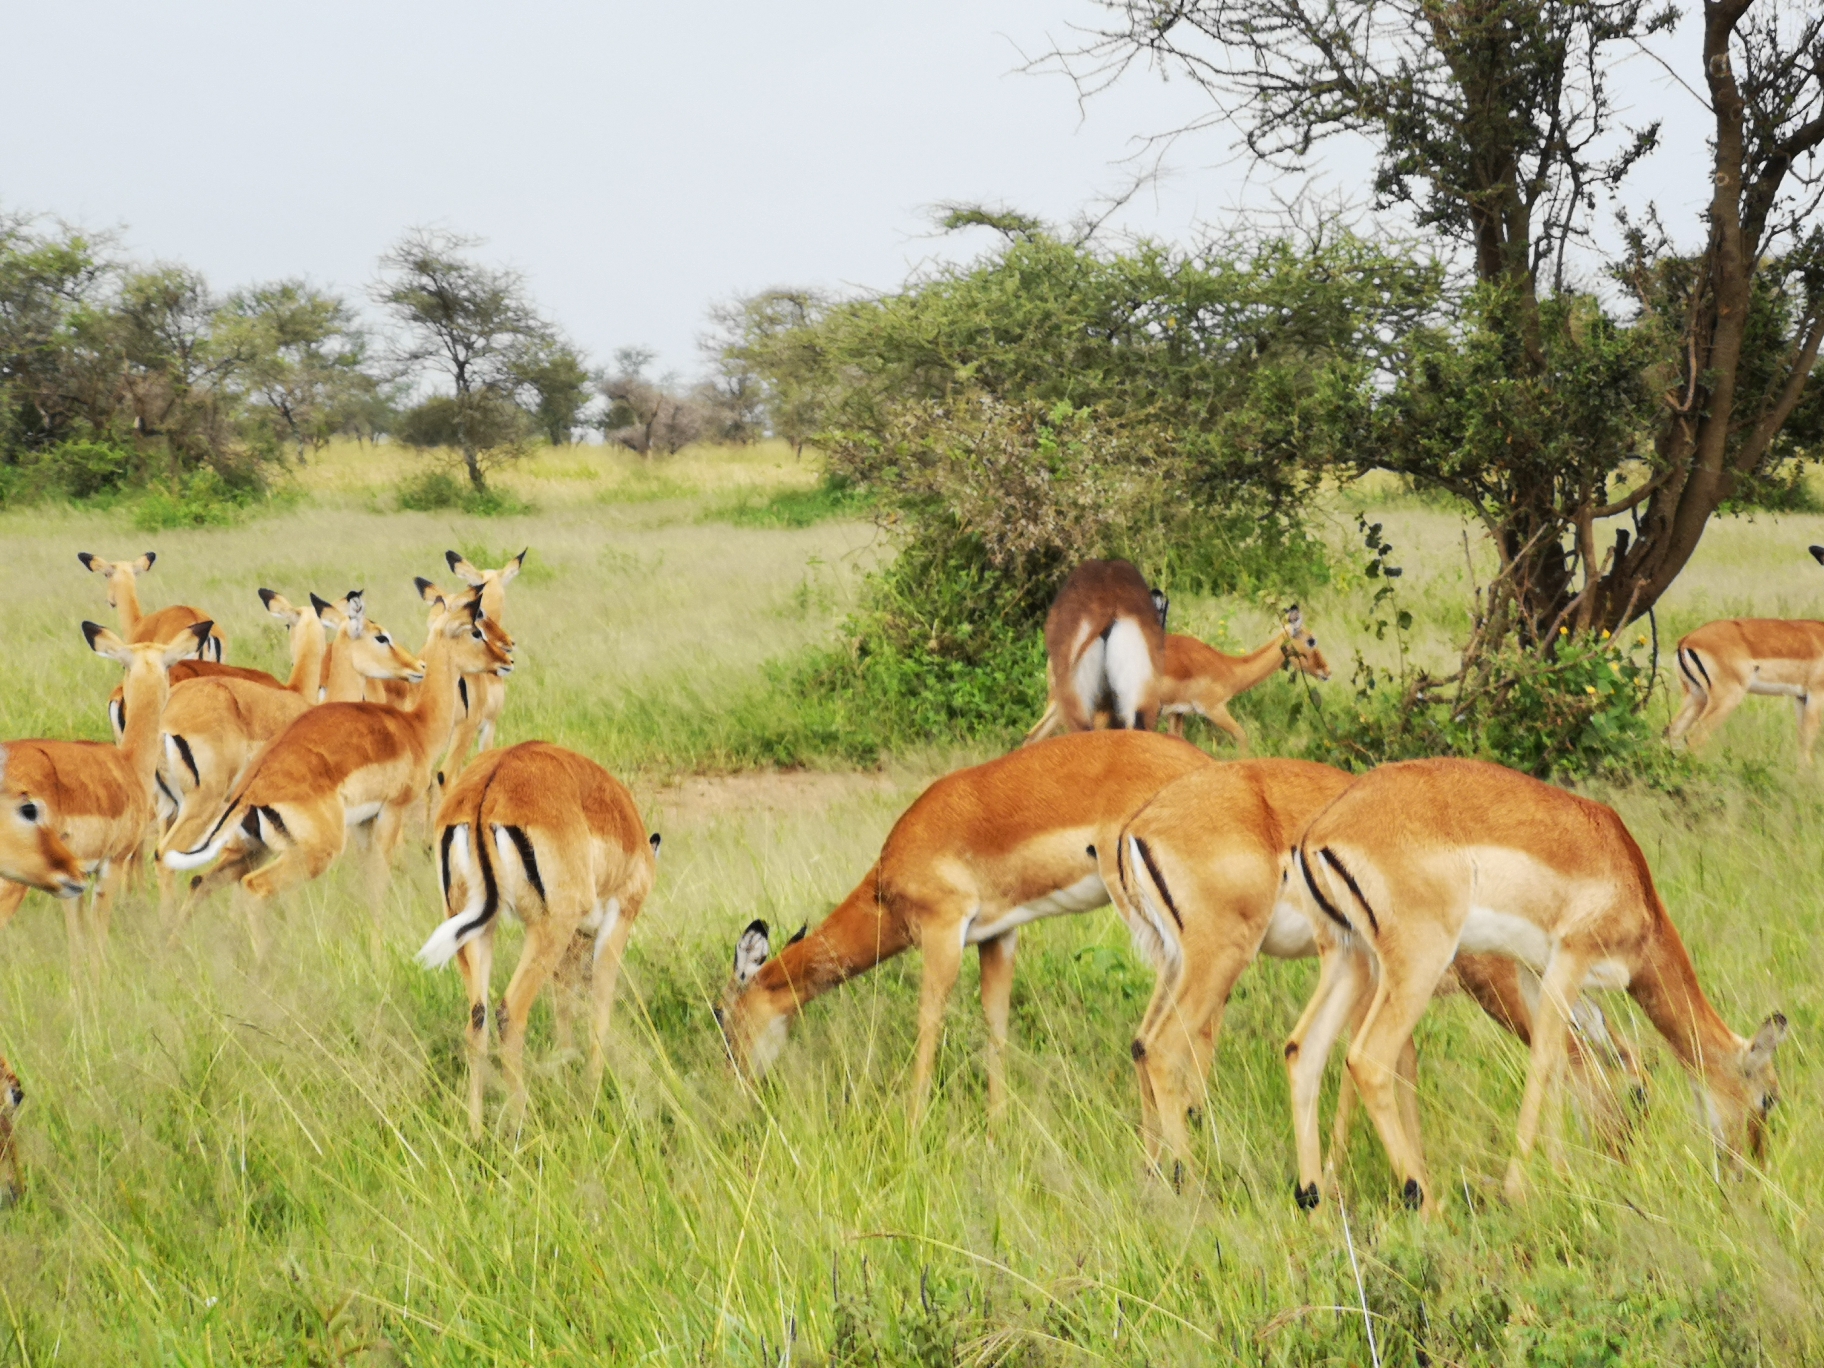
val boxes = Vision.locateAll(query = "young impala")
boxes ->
[78,552,225,661]
[1,623,213,968]
[1668,555,1824,762]
[417,740,657,1136]
[1283,758,1784,1216]
[718,730,1216,1121]
[1021,559,1166,744]
[1101,760,1638,1174]
[165,592,513,929]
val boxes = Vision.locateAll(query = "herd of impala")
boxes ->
[0,544,1800,1217]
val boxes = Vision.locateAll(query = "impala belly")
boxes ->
[1260,897,1319,959]
[1459,905,1553,969]
[964,873,1108,945]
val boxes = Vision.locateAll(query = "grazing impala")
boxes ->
[0,1056,21,1205]
[78,552,225,661]
[0,623,213,966]
[165,593,513,922]
[1668,584,1824,762]
[1021,560,1165,744]
[718,730,1216,1120]
[1103,760,1638,1174]
[417,741,658,1136]
[1282,758,1785,1216]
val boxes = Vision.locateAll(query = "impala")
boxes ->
[417,740,658,1135]
[1668,568,1824,761]
[311,591,424,704]
[1283,757,1785,1215]
[433,549,525,768]
[1103,759,1638,1173]
[0,745,89,911]
[1021,559,1165,744]
[165,593,513,923]
[78,552,224,661]
[0,623,213,966]
[0,1056,20,1205]
[718,730,1216,1120]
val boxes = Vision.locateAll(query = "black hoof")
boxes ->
[1294,1181,1320,1211]
[1402,1178,1424,1210]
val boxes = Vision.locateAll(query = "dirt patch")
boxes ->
[646,769,906,824]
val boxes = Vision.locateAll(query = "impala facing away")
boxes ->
[1669,556,1824,762]
[1,623,212,966]
[417,741,657,1136]
[1021,559,1166,744]
[718,730,1216,1120]
[78,552,225,661]
[1102,759,1638,1174]
[1284,758,1784,1216]
[165,593,513,929]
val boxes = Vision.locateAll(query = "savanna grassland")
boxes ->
[0,443,1818,1366]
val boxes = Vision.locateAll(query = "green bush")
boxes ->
[132,468,256,531]
[397,469,532,517]
[713,474,872,528]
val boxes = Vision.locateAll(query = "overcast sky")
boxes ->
[2,0,1714,378]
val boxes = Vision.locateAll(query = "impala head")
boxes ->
[1709,1013,1787,1163]
[84,619,212,691]
[77,551,155,610]
[1281,605,1331,682]
[418,579,516,676]
[316,590,426,683]
[445,548,526,620]
[715,918,807,1079]
[0,745,87,900]
[0,1056,18,1118]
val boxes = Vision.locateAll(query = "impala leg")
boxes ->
[1285,940,1373,1210]
[1209,704,1249,751]
[1164,711,1186,739]
[1798,694,1823,767]
[0,879,29,931]
[1505,949,1588,1203]
[550,936,588,1059]
[497,925,569,1136]
[586,893,644,1097]
[1325,964,1379,1170]
[1143,918,1258,1180]
[910,915,967,1126]
[456,930,496,1140]
[1344,934,1456,1216]
[88,858,123,959]
[977,930,1018,1127]
[366,801,408,910]
[1665,677,1706,742]
[1685,677,1748,750]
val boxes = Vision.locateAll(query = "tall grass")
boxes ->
[0,456,1816,1363]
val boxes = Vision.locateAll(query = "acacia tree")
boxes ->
[1059,0,1824,644]
[223,281,374,464]
[374,229,552,492]
[509,335,593,445]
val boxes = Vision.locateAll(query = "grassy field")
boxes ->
[0,444,1817,1364]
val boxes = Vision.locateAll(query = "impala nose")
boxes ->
[55,877,85,899]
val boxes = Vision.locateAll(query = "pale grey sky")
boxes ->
[1,0,1714,377]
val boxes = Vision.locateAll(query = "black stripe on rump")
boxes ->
[1115,831,1129,899]
[1319,847,1377,934]
[440,824,456,906]
[258,806,288,841]
[1296,847,1351,932]
[1686,648,1712,690]
[502,825,546,905]
[171,734,200,787]
[1131,835,1183,930]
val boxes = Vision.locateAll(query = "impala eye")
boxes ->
[471,628,484,640]
[18,802,37,822]
[375,634,390,645]
[1307,637,1317,647]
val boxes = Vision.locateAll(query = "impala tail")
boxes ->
[162,793,273,871]
[417,818,498,968]
[1116,832,1184,976]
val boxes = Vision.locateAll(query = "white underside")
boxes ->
[964,872,1108,946]
[1260,898,1320,959]
[1747,676,1807,698]
[1461,904,1631,990]
[344,801,383,826]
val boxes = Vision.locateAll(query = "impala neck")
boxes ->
[117,663,168,797]
[114,575,144,635]
[322,625,362,703]
[1627,909,1743,1084]
[404,622,463,757]
[753,867,914,1013]
[285,614,328,695]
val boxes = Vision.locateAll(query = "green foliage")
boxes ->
[6,437,136,500]
[396,467,533,516]
[131,467,260,531]
[712,473,873,529]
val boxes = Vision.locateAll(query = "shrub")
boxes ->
[396,468,532,517]
[132,468,257,531]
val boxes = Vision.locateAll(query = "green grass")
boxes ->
[0,455,1818,1363]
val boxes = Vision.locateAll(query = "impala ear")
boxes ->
[163,622,214,665]
[1150,587,1169,631]
[135,552,156,573]
[649,832,661,858]
[414,576,444,605]
[1746,1013,1788,1071]
[82,621,131,663]
[309,592,334,619]
[344,592,367,634]
[731,919,770,986]
[1287,604,1305,632]
[1810,545,1824,567]
[502,548,528,583]
[77,552,100,573]
[785,922,808,947]
[447,550,486,586]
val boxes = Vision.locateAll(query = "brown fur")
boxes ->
[423,740,654,1136]
[1283,757,1785,1215]
[1668,617,1824,761]
[1022,560,1165,742]
[418,551,525,816]
[719,729,1217,1120]
[0,1056,21,1205]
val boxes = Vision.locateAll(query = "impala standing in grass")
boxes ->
[1022,559,1166,743]
[78,551,225,661]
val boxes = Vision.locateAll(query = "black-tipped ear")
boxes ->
[413,576,434,597]
[143,552,156,568]
[445,550,462,571]
[77,552,95,571]
[81,621,104,650]
[515,547,528,564]
[649,832,662,857]
[257,587,278,608]
[731,918,771,985]
[190,620,214,643]
[309,592,332,616]
[1810,545,1824,567]
[786,922,808,947]
[346,588,363,602]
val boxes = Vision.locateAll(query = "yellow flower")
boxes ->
[1636,635,1648,646]
[1586,685,1597,695]
[1559,626,1569,636]
[1601,629,1611,640]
